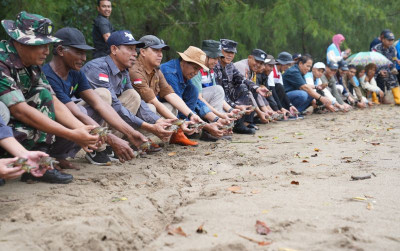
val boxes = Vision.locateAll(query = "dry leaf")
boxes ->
[291,180,299,185]
[255,220,271,235]
[371,142,381,146]
[258,146,267,149]
[205,152,212,156]
[342,157,352,159]
[213,233,218,237]
[251,190,261,194]
[290,170,301,175]
[227,186,241,193]
[167,226,187,237]
[261,210,269,214]
[367,203,373,210]
[325,137,331,140]
[168,152,177,156]
[302,159,309,163]
[196,223,207,234]
[314,148,320,152]
[352,197,367,201]
[387,127,393,131]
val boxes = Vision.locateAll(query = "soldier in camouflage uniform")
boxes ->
[214,39,270,134]
[0,11,100,184]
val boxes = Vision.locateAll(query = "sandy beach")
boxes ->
[1,105,399,251]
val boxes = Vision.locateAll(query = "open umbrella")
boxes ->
[346,51,392,67]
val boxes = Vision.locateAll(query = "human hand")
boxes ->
[190,113,203,124]
[107,134,135,163]
[289,106,298,116]
[180,121,196,135]
[21,151,50,177]
[204,123,224,138]
[125,130,148,148]
[151,119,174,141]
[256,86,270,97]
[70,125,99,152]
[0,158,25,180]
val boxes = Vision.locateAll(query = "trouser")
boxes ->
[377,72,399,91]
[50,88,112,159]
[275,84,291,109]
[147,102,178,117]
[286,90,314,112]
[202,85,225,113]
[10,86,56,150]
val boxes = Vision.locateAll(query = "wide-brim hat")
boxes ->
[177,46,209,71]
[276,51,295,65]
[2,11,60,45]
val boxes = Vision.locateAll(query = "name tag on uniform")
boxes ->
[99,73,109,82]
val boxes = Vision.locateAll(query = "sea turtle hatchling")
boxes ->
[90,126,110,137]
[7,158,35,173]
[38,157,59,169]
[166,119,184,132]
[188,122,208,129]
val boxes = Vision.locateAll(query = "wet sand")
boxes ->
[1,105,399,251]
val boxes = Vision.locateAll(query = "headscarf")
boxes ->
[332,34,345,54]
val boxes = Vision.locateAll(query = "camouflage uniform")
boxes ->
[0,11,60,151]
[372,43,399,89]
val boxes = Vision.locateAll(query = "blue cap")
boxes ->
[220,39,238,53]
[338,60,349,71]
[107,30,145,47]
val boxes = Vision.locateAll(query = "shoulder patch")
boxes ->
[133,79,142,85]
[99,73,109,82]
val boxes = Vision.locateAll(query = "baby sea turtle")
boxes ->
[188,122,208,129]
[166,119,184,132]
[90,126,109,137]
[7,158,35,173]
[38,156,59,169]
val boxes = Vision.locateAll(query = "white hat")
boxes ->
[313,62,326,69]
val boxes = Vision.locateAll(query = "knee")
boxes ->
[124,89,141,105]
[95,88,112,105]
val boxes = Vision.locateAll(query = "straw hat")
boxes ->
[177,46,209,71]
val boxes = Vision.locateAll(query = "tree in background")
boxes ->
[1,0,399,62]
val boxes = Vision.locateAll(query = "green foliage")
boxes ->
[1,0,400,62]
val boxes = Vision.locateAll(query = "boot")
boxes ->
[170,128,198,146]
[371,92,380,104]
[391,87,400,105]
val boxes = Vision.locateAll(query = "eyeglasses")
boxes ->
[34,20,54,36]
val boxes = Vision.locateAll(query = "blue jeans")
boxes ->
[286,90,314,112]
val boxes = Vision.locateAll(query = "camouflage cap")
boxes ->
[1,11,60,45]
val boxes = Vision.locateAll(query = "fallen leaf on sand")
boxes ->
[325,137,331,140]
[291,181,299,185]
[302,159,309,163]
[367,203,373,210]
[168,152,177,156]
[255,220,271,235]
[262,210,269,214]
[196,223,207,234]
[227,186,242,193]
[371,142,381,146]
[351,197,367,201]
[205,152,212,156]
[294,132,303,136]
[251,190,260,194]
[237,234,271,246]
[342,157,352,159]
[167,226,187,237]
[290,170,301,175]
[213,233,218,237]
[111,197,128,202]
[314,148,320,152]
[387,127,393,131]
[258,146,267,149]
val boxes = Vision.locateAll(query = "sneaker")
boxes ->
[233,124,256,135]
[85,150,112,166]
[105,146,119,161]
[21,170,73,184]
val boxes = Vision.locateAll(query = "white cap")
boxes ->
[313,62,326,69]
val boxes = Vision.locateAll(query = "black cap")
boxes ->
[202,40,223,58]
[251,48,268,62]
[139,35,169,50]
[276,52,294,65]
[292,53,302,60]
[338,60,349,71]
[265,55,276,65]
[107,30,145,47]
[220,39,238,53]
[54,27,94,50]
[383,31,395,40]
[326,61,339,70]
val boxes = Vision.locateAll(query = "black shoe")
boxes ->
[187,132,201,139]
[247,123,259,130]
[21,170,73,184]
[233,124,256,134]
[200,131,219,142]
[85,150,112,166]
[0,178,5,186]
[105,146,119,161]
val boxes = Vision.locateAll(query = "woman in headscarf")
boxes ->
[326,34,351,64]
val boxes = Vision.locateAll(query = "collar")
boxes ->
[138,56,156,75]
[105,55,122,76]
[0,40,26,70]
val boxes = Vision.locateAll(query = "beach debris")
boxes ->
[351,174,371,181]
[167,226,187,237]
[255,220,271,235]
[7,158,35,173]
[227,185,241,193]
[291,180,299,185]
[371,142,381,146]
[262,210,269,214]
[251,190,261,194]
[168,152,177,156]
[351,197,367,201]
[111,197,127,202]
[237,234,271,246]
[290,170,302,175]
[314,148,320,152]
[90,126,109,137]
[311,153,318,157]
[324,137,331,140]
[213,233,218,237]
[302,159,309,163]
[196,223,207,234]
[294,132,303,136]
